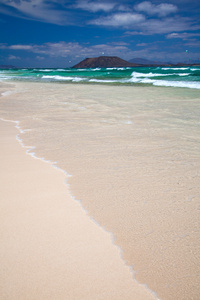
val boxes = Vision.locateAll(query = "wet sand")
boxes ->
[0,119,157,300]
[0,81,200,299]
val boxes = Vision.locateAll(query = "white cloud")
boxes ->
[9,44,33,50]
[136,43,148,47]
[3,41,200,65]
[135,1,178,17]
[137,17,191,34]
[166,32,200,39]
[75,0,116,12]
[8,55,20,60]
[0,43,8,49]
[90,13,145,27]
[3,41,133,59]
[91,11,194,35]
[36,56,45,60]
[0,0,72,25]
[117,5,131,12]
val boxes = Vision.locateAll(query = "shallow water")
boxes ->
[0,81,200,300]
[0,66,200,89]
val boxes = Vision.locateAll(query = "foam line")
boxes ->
[0,117,162,300]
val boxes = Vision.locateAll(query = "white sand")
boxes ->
[1,81,200,300]
[0,119,157,300]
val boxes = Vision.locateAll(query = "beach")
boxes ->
[0,119,158,300]
[0,81,200,300]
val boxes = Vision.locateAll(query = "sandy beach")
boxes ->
[0,81,200,300]
[0,119,157,300]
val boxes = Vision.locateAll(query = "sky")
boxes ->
[0,0,200,67]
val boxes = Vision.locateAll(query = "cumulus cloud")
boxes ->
[166,32,200,39]
[3,40,200,65]
[36,56,45,60]
[137,17,191,34]
[0,0,72,25]
[74,0,116,12]
[8,55,20,60]
[9,44,33,50]
[91,12,194,34]
[134,1,178,17]
[2,41,133,59]
[90,13,145,27]
[0,0,199,37]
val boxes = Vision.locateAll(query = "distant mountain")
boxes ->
[72,56,140,68]
[129,58,165,65]
[129,57,200,66]
[0,65,17,69]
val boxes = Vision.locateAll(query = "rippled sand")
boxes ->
[1,81,200,300]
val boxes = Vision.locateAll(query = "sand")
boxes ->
[0,119,157,300]
[0,81,200,300]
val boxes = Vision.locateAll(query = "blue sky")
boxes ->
[0,0,200,67]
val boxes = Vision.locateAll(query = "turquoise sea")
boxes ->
[0,66,200,89]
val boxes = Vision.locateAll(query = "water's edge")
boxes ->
[0,114,161,300]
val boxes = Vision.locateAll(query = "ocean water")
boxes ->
[0,66,200,89]
[0,78,200,300]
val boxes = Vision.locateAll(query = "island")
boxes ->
[72,56,140,68]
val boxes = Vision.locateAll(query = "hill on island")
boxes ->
[72,56,140,68]
[129,58,162,65]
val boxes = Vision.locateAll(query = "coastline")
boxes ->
[1,81,200,300]
[0,118,158,300]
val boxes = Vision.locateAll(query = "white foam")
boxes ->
[131,71,174,78]
[152,79,200,89]
[37,69,54,72]
[178,73,190,76]
[161,67,189,70]
[89,79,118,83]
[0,75,10,81]
[127,76,200,89]
[106,67,127,70]
[123,120,133,125]
[42,75,86,82]
[1,90,15,97]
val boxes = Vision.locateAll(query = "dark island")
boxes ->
[72,56,200,69]
[72,56,140,68]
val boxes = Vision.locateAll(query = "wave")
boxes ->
[106,67,129,70]
[34,69,54,72]
[161,67,190,70]
[42,75,86,82]
[131,71,173,78]
[89,79,118,83]
[127,76,200,89]
[1,67,199,89]
[152,80,200,89]
[76,68,101,71]
[131,71,190,78]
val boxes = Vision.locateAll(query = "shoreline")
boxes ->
[1,80,200,300]
[0,118,158,299]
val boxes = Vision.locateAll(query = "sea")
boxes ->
[0,65,200,89]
